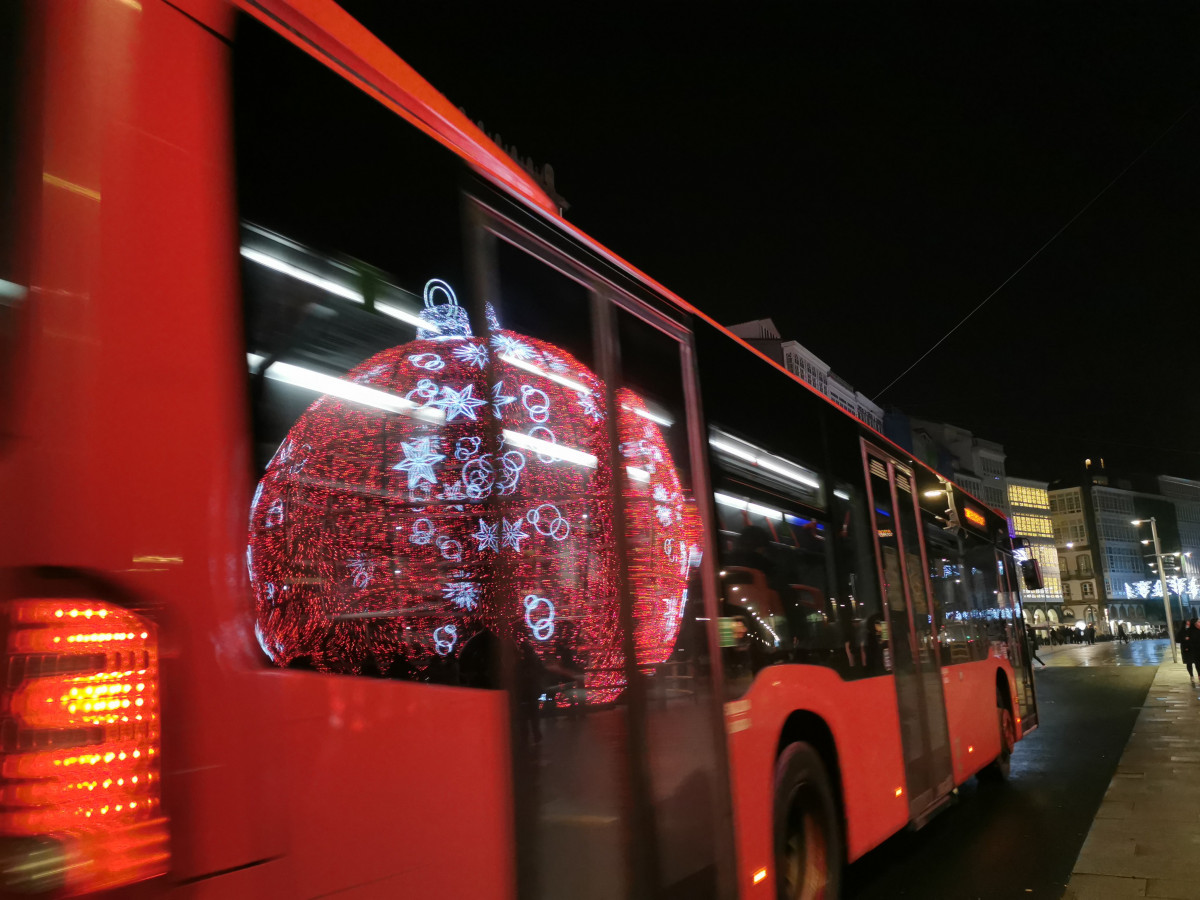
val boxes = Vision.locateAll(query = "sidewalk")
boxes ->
[1063,657,1200,900]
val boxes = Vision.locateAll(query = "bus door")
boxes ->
[469,202,734,900]
[863,446,954,818]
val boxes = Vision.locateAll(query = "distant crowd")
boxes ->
[1041,624,1097,645]
[1032,623,1173,647]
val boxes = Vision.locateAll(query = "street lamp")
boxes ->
[1133,518,1177,662]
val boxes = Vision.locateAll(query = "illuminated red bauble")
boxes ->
[248,282,701,702]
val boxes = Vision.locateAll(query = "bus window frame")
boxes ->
[461,188,738,898]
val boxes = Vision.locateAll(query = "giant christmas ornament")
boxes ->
[248,280,702,702]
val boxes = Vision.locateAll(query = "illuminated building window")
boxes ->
[1011,515,1053,538]
[1008,485,1049,509]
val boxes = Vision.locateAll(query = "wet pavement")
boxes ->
[1060,640,1200,900]
[1037,638,1176,668]
[846,639,1170,899]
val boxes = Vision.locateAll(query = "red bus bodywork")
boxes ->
[2,1,1033,896]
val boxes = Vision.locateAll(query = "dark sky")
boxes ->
[339,2,1200,483]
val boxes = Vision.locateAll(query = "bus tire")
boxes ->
[774,741,842,900]
[978,703,1015,782]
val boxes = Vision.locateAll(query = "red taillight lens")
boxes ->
[0,600,167,893]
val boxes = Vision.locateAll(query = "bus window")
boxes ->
[709,431,843,692]
[0,1,28,435]
[488,237,632,899]
[237,12,478,680]
[922,513,988,664]
[612,304,721,895]
[831,482,888,676]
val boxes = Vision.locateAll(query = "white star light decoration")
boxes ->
[432,383,488,421]
[473,519,499,553]
[501,517,529,552]
[491,381,515,418]
[393,438,446,489]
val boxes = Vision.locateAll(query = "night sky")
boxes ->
[338,2,1200,482]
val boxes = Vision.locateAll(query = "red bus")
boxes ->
[1,2,1037,897]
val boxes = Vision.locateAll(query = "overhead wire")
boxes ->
[872,98,1200,402]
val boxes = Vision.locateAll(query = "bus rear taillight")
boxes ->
[0,600,167,894]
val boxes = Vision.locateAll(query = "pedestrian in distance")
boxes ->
[1117,623,1128,644]
[1182,617,1199,687]
[1026,630,1045,667]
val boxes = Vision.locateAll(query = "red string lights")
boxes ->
[248,285,701,703]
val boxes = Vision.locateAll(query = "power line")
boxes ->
[873,99,1200,402]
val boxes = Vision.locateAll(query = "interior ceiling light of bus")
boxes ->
[246,280,703,705]
[709,429,821,495]
[239,241,430,331]
[247,353,444,424]
[714,493,820,531]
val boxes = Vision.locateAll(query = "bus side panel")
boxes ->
[941,661,1007,784]
[15,0,291,885]
[727,668,908,897]
[274,673,514,899]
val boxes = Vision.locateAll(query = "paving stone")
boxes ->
[1069,664,1200,899]
[1145,879,1200,899]
[1063,873,1147,899]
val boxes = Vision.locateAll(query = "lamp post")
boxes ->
[1158,553,1185,623]
[1134,518,1177,663]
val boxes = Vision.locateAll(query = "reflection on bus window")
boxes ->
[831,482,888,675]
[708,431,891,692]
[245,245,702,705]
[713,485,887,690]
[921,505,1017,664]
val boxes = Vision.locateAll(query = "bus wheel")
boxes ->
[774,742,841,900]
[979,704,1015,782]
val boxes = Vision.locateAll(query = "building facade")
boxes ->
[729,321,886,432]
[1048,486,1102,628]
[902,419,1010,516]
[1050,468,1200,634]
[1007,477,1064,625]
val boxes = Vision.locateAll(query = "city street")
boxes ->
[845,639,1176,899]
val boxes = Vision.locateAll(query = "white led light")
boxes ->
[711,438,757,466]
[247,355,443,423]
[0,278,26,302]
[241,247,435,332]
[834,490,850,500]
[715,491,785,521]
[502,429,597,469]
[626,466,651,483]
[241,247,361,302]
[709,432,821,490]
[622,404,673,427]
[714,493,748,510]
[499,353,589,394]
[747,502,784,521]
[375,301,430,330]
